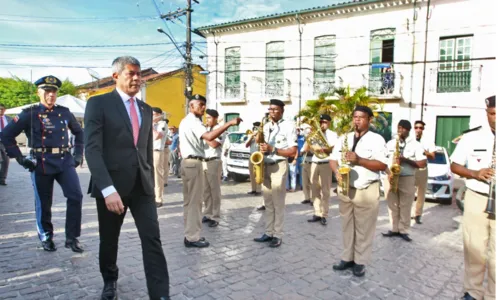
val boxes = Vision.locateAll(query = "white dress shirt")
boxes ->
[263,118,297,163]
[386,136,426,177]
[153,120,168,151]
[179,113,207,159]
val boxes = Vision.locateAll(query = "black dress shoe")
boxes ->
[301,199,311,204]
[415,215,422,224]
[184,238,210,248]
[332,260,355,271]
[381,230,400,237]
[164,183,168,187]
[41,239,57,252]
[0,181,6,186]
[202,216,210,223]
[256,205,266,211]
[269,237,282,248]
[65,238,84,253]
[208,220,219,227]
[400,234,412,242]
[320,217,327,225]
[101,281,117,300]
[247,191,257,195]
[254,192,262,196]
[254,234,273,242]
[353,264,366,277]
[308,215,321,223]
[156,202,163,208]
[461,292,476,300]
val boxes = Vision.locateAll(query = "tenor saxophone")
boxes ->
[485,140,496,220]
[249,116,269,184]
[389,135,402,193]
[338,134,351,196]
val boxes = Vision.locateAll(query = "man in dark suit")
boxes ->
[0,104,12,185]
[84,56,170,300]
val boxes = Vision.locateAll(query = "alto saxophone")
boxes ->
[389,135,402,193]
[485,140,496,219]
[338,134,351,196]
[249,116,269,184]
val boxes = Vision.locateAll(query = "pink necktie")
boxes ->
[129,98,139,145]
[0,117,4,130]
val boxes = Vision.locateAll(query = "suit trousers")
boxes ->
[203,159,222,222]
[96,175,170,299]
[414,167,428,217]
[385,176,415,234]
[311,163,332,218]
[339,182,380,265]
[302,162,312,200]
[262,161,288,239]
[248,159,262,193]
[163,148,170,185]
[153,150,165,204]
[0,144,9,182]
[181,159,204,242]
[462,189,496,300]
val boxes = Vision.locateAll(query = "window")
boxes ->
[314,35,336,95]
[369,28,396,96]
[224,113,240,132]
[437,36,472,93]
[265,41,284,97]
[224,47,241,98]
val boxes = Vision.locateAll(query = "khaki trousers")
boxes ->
[463,189,496,300]
[153,150,165,204]
[181,159,205,242]
[385,176,415,234]
[248,159,262,193]
[163,148,170,184]
[414,168,428,217]
[302,162,312,200]
[203,159,222,222]
[339,182,380,265]
[311,163,332,218]
[262,160,288,239]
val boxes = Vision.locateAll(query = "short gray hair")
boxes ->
[111,56,141,74]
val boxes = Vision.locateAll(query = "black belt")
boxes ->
[265,160,285,166]
[306,153,314,157]
[186,155,204,161]
[32,147,70,154]
[304,161,313,164]
[470,189,488,197]
[312,161,329,165]
[205,157,219,161]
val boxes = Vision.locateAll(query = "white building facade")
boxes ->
[196,0,496,155]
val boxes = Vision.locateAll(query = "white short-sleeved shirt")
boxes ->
[311,129,338,163]
[386,136,427,176]
[204,125,222,159]
[330,131,387,189]
[416,136,436,170]
[263,118,297,162]
[450,127,495,194]
[153,120,168,151]
[248,137,259,154]
[179,113,206,158]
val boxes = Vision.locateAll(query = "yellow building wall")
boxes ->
[88,86,114,98]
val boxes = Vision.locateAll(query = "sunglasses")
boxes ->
[415,126,424,129]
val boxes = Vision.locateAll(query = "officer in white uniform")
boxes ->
[412,120,436,224]
[451,96,496,300]
[152,107,168,207]
[253,99,297,248]
[383,120,426,242]
[179,94,241,248]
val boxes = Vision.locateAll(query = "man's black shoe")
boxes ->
[202,216,210,223]
[164,183,168,187]
[353,264,365,277]
[41,239,57,252]
[461,292,476,300]
[320,217,327,225]
[332,260,355,271]
[400,234,412,242]
[208,220,219,227]
[0,181,6,186]
[156,202,163,208]
[184,238,210,248]
[381,230,400,237]
[255,192,262,196]
[65,238,84,253]
[301,199,311,204]
[254,234,273,242]
[269,237,282,248]
[307,215,321,223]
[247,191,257,195]
[101,281,117,300]
[256,205,265,211]
[415,215,422,224]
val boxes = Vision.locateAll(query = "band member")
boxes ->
[412,120,436,224]
[179,95,241,248]
[152,108,168,207]
[304,114,338,225]
[330,106,387,277]
[253,99,297,248]
[246,121,265,211]
[451,96,496,300]
[2,75,84,253]
[383,120,426,242]
[163,118,172,187]
[300,124,313,205]
[202,109,223,228]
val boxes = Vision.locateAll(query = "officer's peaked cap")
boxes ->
[35,75,62,90]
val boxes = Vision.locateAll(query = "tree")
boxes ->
[59,78,77,96]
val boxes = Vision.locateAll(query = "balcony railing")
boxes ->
[437,71,471,93]
[369,69,396,97]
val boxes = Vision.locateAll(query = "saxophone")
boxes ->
[338,134,351,196]
[249,116,269,184]
[485,140,496,219]
[389,135,402,193]
[302,117,330,159]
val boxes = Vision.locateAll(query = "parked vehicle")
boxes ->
[426,146,454,205]
[225,132,251,182]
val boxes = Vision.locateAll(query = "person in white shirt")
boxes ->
[178,94,241,248]
[303,114,338,225]
[330,106,387,277]
[412,120,436,224]
[152,107,168,207]
[162,118,172,187]
[450,96,496,300]
[383,120,427,242]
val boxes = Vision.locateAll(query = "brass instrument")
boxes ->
[338,134,351,196]
[485,140,496,219]
[389,135,403,193]
[302,117,331,159]
[249,116,269,184]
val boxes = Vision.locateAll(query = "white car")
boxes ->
[225,132,251,182]
[426,146,454,205]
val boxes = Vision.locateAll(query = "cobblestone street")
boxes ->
[0,160,466,300]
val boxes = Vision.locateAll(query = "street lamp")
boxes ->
[157,27,185,59]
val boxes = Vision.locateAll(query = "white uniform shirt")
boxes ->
[263,118,297,162]
[179,113,206,158]
[153,120,168,151]
[311,129,338,163]
[450,127,495,194]
[416,136,436,170]
[386,136,426,177]
[248,136,259,154]
[331,131,387,189]
[204,125,222,158]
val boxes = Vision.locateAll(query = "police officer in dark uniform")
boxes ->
[1,75,84,253]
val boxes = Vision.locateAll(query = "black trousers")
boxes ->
[96,176,170,299]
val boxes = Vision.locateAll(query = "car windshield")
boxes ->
[228,133,247,144]
[429,152,447,165]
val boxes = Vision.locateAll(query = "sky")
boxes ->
[0,0,336,86]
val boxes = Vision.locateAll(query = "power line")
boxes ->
[0,42,195,48]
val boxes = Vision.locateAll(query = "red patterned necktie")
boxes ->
[129,98,139,145]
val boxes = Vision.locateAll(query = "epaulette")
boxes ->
[462,126,482,134]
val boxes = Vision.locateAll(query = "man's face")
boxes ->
[397,126,410,139]
[352,111,371,131]
[320,120,330,131]
[206,115,217,127]
[38,88,57,108]
[0,107,5,116]
[487,107,496,131]
[268,105,283,121]
[414,123,424,138]
[113,64,141,97]
[190,100,206,116]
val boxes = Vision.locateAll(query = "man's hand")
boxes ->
[73,154,83,168]
[260,143,273,153]
[229,117,243,126]
[16,156,36,172]
[345,151,359,164]
[335,171,342,183]
[105,192,125,215]
[474,168,495,182]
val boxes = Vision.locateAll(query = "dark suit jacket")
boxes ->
[84,89,154,199]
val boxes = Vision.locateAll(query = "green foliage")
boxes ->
[59,78,77,96]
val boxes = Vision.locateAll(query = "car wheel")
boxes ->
[440,197,453,205]
[233,173,249,183]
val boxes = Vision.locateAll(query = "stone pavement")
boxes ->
[0,160,467,300]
